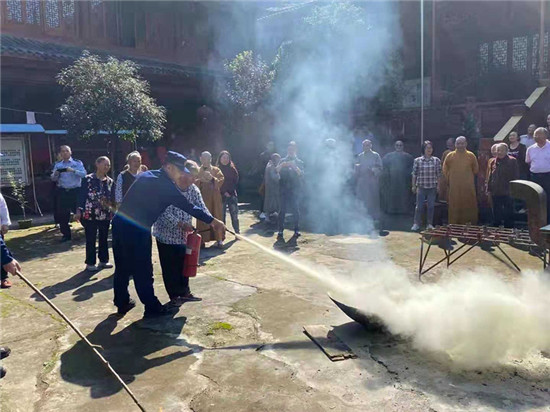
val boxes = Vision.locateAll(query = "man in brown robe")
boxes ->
[196,151,225,247]
[443,136,479,224]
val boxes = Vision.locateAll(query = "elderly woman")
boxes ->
[411,141,442,231]
[152,160,206,305]
[196,151,225,247]
[216,150,240,234]
[264,153,281,222]
[115,151,148,206]
[76,156,115,272]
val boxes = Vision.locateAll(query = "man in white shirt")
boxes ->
[520,124,537,148]
[526,127,550,221]
[0,192,12,288]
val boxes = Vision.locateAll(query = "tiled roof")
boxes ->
[0,34,221,78]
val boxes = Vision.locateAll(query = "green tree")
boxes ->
[57,52,166,171]
[303,1,366,37]
[224,51,275,112]
[6,171,27,218]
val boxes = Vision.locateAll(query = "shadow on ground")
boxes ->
[200,239,238,264]
[60,313,197,398]
[6,224,85,261]
[31,270,113,302]
[72,274,114,302]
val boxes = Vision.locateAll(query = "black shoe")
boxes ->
[0,346,11,359]
[0,366,5,379]
[143,305,175,319]
[167,297,184,308]
[60,236,71,243]
[117,299,136,316]
[293,231,301,238]
[180,293,202,302]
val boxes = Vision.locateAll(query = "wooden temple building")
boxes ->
[0,0,549,215]
[384,0,550,150]
[0,1,255,213]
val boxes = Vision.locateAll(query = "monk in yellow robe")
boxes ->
[443,136,479,224]
[196,151,225,247]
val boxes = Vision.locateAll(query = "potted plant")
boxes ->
[7,172,32,229]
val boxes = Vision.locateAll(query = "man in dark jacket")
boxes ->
[486,143,519,228]
[113,151,225,318]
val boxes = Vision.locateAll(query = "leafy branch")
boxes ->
[6,172,27,218]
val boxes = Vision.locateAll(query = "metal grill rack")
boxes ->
[418,224,548,279]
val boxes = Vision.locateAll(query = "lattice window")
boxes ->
[532,32,549,77]
[6,0,23,22]
[492,40,508,70]
[533,34,540,76]
[62,0,74,19]
[544,32,549,77]
[45,0,60,28]
[479,42,489,74]
[512,36,528,72]
[26,0,42,25]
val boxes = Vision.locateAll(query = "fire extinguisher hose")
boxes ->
[226,228,242,240]
[13,270,147,412]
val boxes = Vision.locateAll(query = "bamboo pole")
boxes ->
[13,270,147,412]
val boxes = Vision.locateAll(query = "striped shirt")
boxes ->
[152,184,209,245]
[412,155,441,189]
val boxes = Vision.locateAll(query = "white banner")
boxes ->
[0,136,29,186]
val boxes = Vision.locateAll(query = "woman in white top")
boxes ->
[152,160,209,305]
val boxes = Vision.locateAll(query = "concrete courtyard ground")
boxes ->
[1,209,549,412]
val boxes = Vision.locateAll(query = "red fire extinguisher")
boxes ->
[183,231,202,278]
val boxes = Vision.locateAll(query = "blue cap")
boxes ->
[164,151,190,173]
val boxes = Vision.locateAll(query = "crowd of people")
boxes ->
[255,114,550,236]
[367,115,550,232]
[0,146,245,317]
[258,141,305,239]
[3,115,550,312]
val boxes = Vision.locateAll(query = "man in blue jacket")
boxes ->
[113,151,225,318]
[1,236,21,378]
[50,145,87,241]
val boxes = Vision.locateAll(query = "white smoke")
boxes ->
[333,265,550,369]
[218,2,550,369]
